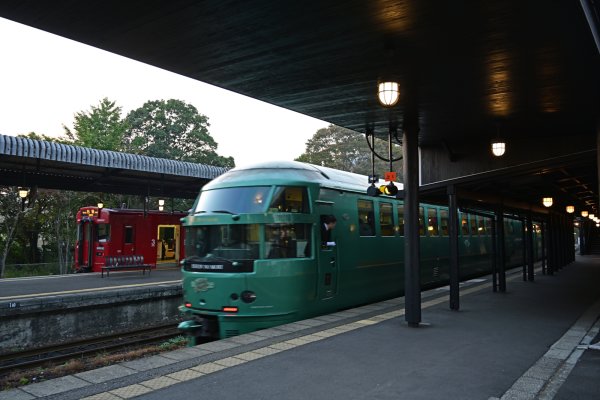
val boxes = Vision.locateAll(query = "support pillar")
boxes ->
[526,212,534,281]
[521,220,527,281]
[447,185,459,310]
[541,221,547,274]
[496,206,506,292]
[403,120,421,326]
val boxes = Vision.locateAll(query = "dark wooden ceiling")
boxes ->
[0,0,598,214]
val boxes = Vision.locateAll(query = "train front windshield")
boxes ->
[185,225,260,260]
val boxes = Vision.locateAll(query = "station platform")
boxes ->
[0,267,182,301]
[2,255,600,400]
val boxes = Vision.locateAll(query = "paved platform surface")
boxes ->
[0,267,182,300]
[2,256,600,400]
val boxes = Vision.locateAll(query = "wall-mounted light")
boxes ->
[582,210,589,217]
[377,81,400,107]
[97,202,104,209]
[542,197,553,207]
[566,205,574,214]
[491,140,506,157]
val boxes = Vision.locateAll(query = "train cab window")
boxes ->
[440,209,449,236]
[460,214,469,235]
[269,186,309,213]
[124,226,134,244]
[96,224,110,242]
[185,224,260,260]
[470,216,478,235]
[379,202,394,236]
[194,186,270,214]
[358,200,375,236]
[427,208,439,236]
[397,204,404,236]
[419,207,425,236]
[264,223,312,258]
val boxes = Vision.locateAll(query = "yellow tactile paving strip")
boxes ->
[73,272,524,400]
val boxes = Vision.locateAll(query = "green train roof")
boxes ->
[204,160,403,193]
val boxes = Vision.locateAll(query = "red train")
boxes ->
[74,206,187,273]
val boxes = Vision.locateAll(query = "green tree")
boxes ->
[295,125,401,178]
[124,99,234,168]
[63,98,127,150]
[0,187,32,278]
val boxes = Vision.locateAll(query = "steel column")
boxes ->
[403,122,421,326]
[447,185,459,310]
[541,221,547,274]
[521,220,527,281]
[496,207,506,292]
[526,212,534,281]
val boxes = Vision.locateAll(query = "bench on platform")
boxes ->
[101,255,152,277]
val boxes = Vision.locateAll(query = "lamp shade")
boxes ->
[542,197,553,207]
[491,141,506,156]
[566,205,574,213]
[377,81,400,106]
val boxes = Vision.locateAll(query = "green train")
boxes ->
[178,161,540,342]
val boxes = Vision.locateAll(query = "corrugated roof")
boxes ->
[0,134,228,198]
[0,134,227,179]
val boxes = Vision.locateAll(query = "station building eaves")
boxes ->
[0,134,228,199]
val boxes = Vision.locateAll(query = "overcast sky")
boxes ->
[0,18,329,167]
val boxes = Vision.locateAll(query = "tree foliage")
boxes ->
[295,124,402,178]
[63,98,127,150]
[124,99,234,168]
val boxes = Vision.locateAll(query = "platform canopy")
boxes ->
[0,1,598,212]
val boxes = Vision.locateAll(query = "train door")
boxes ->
[157,225,179,263]
[317,203,338,299]
[77,219,94,270]
[123,225,135,255]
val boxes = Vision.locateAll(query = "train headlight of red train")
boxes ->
[241,290,257,303]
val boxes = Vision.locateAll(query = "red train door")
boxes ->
[123,225,135,255]
[77,219,94,271]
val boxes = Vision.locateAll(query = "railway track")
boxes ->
[0,324,181,375]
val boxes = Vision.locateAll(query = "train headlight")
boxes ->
[241,290,257,303]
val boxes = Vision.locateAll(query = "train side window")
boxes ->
[478,217,486,234]
[357,199,375,236]
[269,186,309,213]
[397,204,404,236]
[96,224,110,242]
[470,215,478,235]
[124,226,134,244]
[440,209,449,236]
[460,214,469,235]
[504,220,515,234]
[485,217,492,234]
[427,208,439,236]
[419,207,425,236]
[379,202,394,236]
